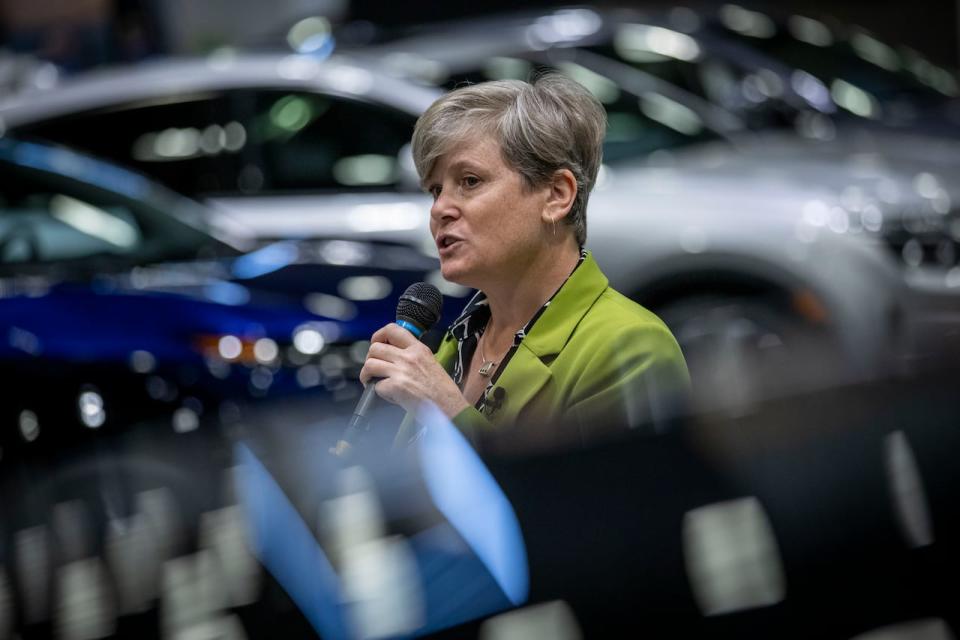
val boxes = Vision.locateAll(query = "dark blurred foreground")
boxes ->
[0,362,958,639]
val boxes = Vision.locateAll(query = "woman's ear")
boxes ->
[542,168,578,224]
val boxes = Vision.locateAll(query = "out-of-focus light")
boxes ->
[146,376,177,401]
[615,24,701,63]
[382,52,449,85]
[679,227,707,253]
[53,500,92,564]
[253,338,279,364]
[159,127,199,158]
[129,350,156,373]
[320,352,347,376]
[199,124,226,154]
[558,63,620,104]
[741,69,784,102]
[794,111,836,140]
[19,410,39,442]
[9,326,41,355]
[296,365,322,388]
[946,266,960,288]
[198,503,262,607]
[346,203,422,233]
[883,431,934,548]
[231,241,299,280]
[339,275,392,301]
[931,190,951,214]
[270,95,313,133]
[79,391,105,428]
[787,15,832,46]
[803,200,830,227]
[827,206,850,234]
[830,79,880,118]
[223,121,247,151]
[529,8,602,45]
[851,31,901,72]
[416,403,529,606]
[640,93,704,135]
[877,179,902,204]
[203,282,250,306]
[206,47,238,70]
[276,54,321,81]
[15,526,49,624]
[913,172,941,199]
[791,70,834,112]
[304,293,358,321]
[340,535,423,638]
[333,154,397,187]
[206,356,231,379]
[55,559,116,639]
[902,238,924,267]
[719,4,776,38]
[286,17,334,56]
[683,496,786,616]
[325,65,374,95]
[319,239,371,266]
[218,335,243,360]
[479,600,582,640]
[293,324,327,355]
[172,407,199,433]
[484,57,533,81]
[840,185,865,211]
[860,205,884,232]
[850,618,953,640]
[50,195,138,248]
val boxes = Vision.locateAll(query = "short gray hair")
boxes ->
[412,73,606,245]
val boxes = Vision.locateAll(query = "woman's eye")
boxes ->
[463,176,480,188]
[429,185,442,199]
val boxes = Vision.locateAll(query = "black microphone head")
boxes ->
[397,282,443,333]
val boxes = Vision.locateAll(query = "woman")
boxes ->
[360,73,690,449]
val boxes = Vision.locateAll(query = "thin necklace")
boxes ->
[477,330,501,377]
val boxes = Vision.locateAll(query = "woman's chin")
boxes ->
[439,261,475,288]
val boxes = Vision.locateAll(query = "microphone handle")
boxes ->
[331,378,381,457]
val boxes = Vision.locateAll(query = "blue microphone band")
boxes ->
[396,319,424,338]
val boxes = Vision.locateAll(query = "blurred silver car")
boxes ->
[0,51,955,411]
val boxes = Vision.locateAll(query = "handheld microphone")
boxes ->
[331,282,443,457]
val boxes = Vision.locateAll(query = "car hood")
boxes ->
[614,137,948,222]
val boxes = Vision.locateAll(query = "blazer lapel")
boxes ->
[432,253,610,427]
[479,343,552,425]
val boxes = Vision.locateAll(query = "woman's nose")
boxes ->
[430,191,459,221]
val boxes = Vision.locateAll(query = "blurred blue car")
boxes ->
[0,137,462,435]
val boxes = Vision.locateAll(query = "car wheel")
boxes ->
[655,295,837,414]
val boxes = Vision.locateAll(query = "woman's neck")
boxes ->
[481,241,580,344]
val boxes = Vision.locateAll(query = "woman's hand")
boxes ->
[359,323,469,418]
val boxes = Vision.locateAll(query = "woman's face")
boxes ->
[426,135,550,289]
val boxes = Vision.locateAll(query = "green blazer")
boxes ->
[397,253,690,450]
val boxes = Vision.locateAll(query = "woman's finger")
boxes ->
[366,341,405,364]
[370,322,419,348]
[359,358,395,385]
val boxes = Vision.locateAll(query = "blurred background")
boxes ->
[1,1,960,639]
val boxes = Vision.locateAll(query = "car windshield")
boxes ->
[0,140,235,274]
[434,56,720,162]
[713,20,959,107]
